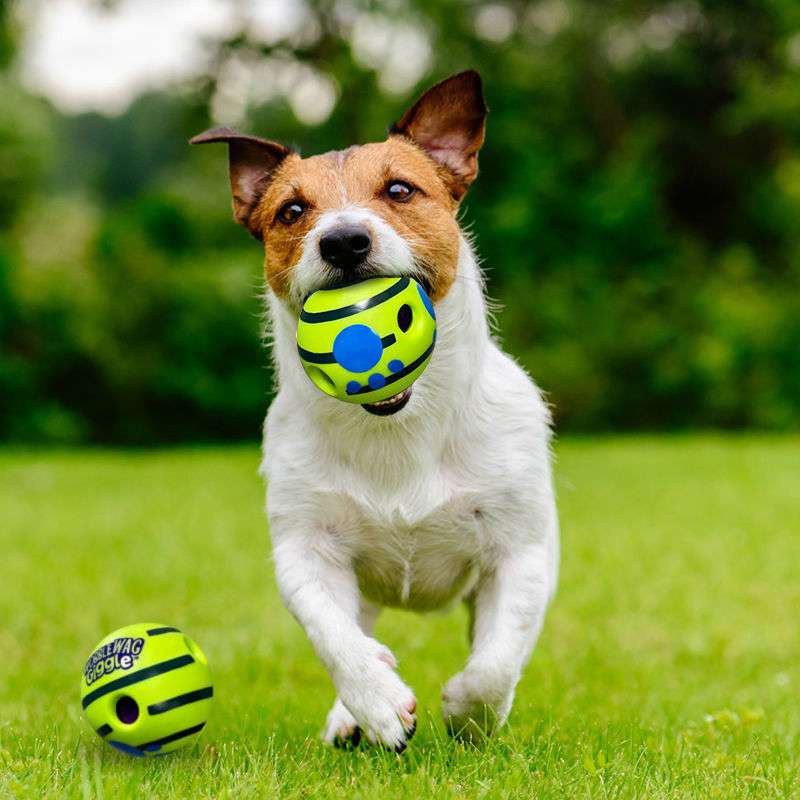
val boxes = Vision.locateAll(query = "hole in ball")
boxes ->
[397,304,413,332]
[306,366,337,397]
[115,695,139,724]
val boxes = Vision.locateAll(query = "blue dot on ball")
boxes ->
[388,359,404,373]
[333,324,383,373]
[417,282,436,320]
[368,373,386,390]
[346,380,361,395]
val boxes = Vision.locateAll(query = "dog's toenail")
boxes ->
[333,726,361,750]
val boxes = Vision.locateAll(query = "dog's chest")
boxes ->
[324,484,489,611]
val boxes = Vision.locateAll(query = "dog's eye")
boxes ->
[386,181,415,203]
[277,201,305,224]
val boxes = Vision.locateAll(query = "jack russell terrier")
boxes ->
[192,70,559,751]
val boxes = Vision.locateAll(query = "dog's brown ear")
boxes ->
[190,128,293,239]
[390,71,487,201]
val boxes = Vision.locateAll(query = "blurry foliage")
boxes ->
[2,0,800,442]
[0,0,15,69]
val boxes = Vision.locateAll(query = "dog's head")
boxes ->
[191,71,487,310]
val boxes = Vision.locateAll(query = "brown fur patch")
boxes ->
[254,137,462,301]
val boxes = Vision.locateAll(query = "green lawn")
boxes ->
[1,436,798,799]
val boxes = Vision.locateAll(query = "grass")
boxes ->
[0,435,798,799]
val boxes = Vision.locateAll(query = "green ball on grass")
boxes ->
[80,623,213,757]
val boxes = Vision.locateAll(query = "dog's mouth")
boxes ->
[315,267,433,297]
[362,387,412,416]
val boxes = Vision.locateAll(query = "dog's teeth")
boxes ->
[374,391,405,406]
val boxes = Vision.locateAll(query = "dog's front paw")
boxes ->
[334,639,417,752]
[441,666,515,742]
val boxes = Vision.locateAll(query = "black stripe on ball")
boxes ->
[349,340,435,395]
[146,626,181,636]
[298,333,397,365]
[147,686,214,715]
[96,723,113,738]
[296,346,337,364]
[300,277,409,323]
[137,722,206,751]
[81,654,195,709]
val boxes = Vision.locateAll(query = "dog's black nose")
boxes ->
[319,225,371,271]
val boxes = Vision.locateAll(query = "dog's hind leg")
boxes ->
[322,601,381,748]
[442,527,556,741]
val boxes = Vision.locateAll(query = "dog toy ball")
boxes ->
[297,276,437,405]
[80,623,213,757]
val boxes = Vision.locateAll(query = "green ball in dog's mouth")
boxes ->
[296,276,437,411]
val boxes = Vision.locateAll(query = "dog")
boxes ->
[192,70,559,750]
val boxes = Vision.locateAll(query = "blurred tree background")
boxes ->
[1,0,800,443]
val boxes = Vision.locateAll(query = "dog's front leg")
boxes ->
[322,600,381,748]
[272,532,416,750]
[442,540,553,740]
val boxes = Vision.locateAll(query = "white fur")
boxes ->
[288,207,414,310]
[260,207,559,748]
